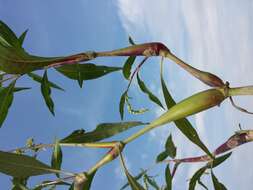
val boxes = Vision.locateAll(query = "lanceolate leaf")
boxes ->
[165,134,177,158]
[137,73,164,109]
[41,70,55,116]
[119,91,127,120]
[123,56,136,80]
[119,152,145,190]
[211,171,227,190]
[18,29,28,46]
[156,151,169,163]
[0,151,55,177]
[156,134,177,162]
[144,174,160,190]
[0,20,69,74]
[0,20,19,47]
[208,152,232,168]
[165,164,172,190]
[198,180,208,190]
[28,72,64,91]
[51,140,63,178]
[56,63,122,86]
[189,153,232,190]
[60,121,146,143]
[160,62,212,158]
[0,80,15,127]
[128,36,136,45]
[120,169,147,190]
[189,167,207,190]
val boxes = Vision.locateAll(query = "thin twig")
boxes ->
[229,96,253,114]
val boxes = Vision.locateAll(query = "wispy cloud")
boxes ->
[117,0,253,188]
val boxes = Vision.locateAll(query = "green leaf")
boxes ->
[165,164,172,190]
[0,80,15,127]
[56,63,122,87]
[0,20,19,47]
[18,29,28,46]
[60,121,146,143]
[156,134,176,162]
[143,174,160,190]
[0,74,3,87]
[160,61,212,158]
[128,36,136,45]
[0,150,55,177]
[189,153,231,190]
[189,166,207,190]
[120,169,147,190]
[156,151,169,163]
[137,73,164,109]
[0,20,69,74]
[13,87,31,92]
[208,152,232,168]
[28,72,64,91]
[119,153,145,190]
[119,91,127,120]
[165,134,177,158]
[41,70,55,116]
[198,180,208,190]
[211,171,227,190]
[123,56,136,80]
[51,140,63,178]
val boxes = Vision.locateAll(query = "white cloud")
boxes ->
[117,0,253,189]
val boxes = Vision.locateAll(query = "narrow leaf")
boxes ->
[211,171,227,190]
[0,151,55,177]
[56,63,122,86]
[123,56,136,80]
[41,70,55,116]
[119,91,127,120]
[60,121,146,143]
[0,80,15,127]
[165,134,177,158]
[165,164,172,190]
[208,152,232,169]
[51,140,63,178]
[128,36,136,45]
[189,166,207,190]
[156,151,169,163]
[0,20,19,47]
[119,152,145,190]
[137,73,164,109]
[28,72,64,91]
[144,174,160,190]
[160,61,212,158]
[120,169,147,190]
[198,180,208,190]
[18,29,28,46]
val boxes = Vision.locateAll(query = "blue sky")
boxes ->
[1,0,253,189]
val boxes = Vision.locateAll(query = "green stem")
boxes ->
[228,86,253,96]
[165,52,224,87]
[124,88,226,144]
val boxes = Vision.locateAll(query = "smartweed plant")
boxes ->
[0,20,253,190]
